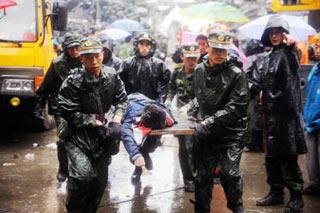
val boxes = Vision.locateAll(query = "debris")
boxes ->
[3,162,16,167]
[24,153,35,161]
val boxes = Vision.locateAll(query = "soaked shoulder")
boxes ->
[65,67,85,88]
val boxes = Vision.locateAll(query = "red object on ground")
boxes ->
[0,0,17,16]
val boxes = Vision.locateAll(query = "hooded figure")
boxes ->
[99,35,123,72]
[119,33,171,102]
[253,15,307,212]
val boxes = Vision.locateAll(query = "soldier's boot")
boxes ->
[142,152,153,170]
[232,205,246,213]
[256,189,284,206]
[131,167,143,184]
[284,191,304,213]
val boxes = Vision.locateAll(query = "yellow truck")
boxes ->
[0,0,67,129]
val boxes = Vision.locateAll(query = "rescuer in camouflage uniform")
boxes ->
[57,37,127,212]
[119,32,171,103]
[166,44,199,192]
[33,33,82,182]
[190,30,249,213]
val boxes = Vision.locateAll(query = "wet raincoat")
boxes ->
[253,17,307,156]
[58,65,127,159]
[119,37,171,102]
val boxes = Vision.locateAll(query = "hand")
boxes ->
[190,122,210,138]
[283,33,297,47]
[108,122,121,140]
[134,156,145,167]
[96,120,103,126]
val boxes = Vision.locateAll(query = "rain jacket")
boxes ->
[252,16,307,156]
[304,62,320,133]
[34,53,82,115]
[193,58,250,149]
[104,54,122,73]
[57,65,127,159]
[121,93,174,163]
[119,54,171,102]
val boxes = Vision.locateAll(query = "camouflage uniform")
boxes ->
[34,33,82,181]
[167,44,198,189]
[192,31,249,213]
[57,38,127,212]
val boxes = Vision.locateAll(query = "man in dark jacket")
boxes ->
[119,33,171,103]
[190,30,249,213]
[252,15,307,212]
[57,37,127,212]
[166,44,199,192]
[33,33,82,182]
[99,34,122,72]
[121,93,175,184]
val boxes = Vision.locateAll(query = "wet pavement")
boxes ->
[1,128,320,213]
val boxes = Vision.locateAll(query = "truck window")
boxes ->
[0,0,37,42]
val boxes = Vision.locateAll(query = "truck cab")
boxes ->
[0,0,67,129]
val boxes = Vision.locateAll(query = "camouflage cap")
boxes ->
[137,33,152,42]
[207,30,232,50]
[62,33,81,50]
[182,44,200,58]
[79,37,103,55]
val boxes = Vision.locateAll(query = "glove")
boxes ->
[108,122,121,140]
[190,122,210,138]
[96,126,108,142]
[134,156,145,167]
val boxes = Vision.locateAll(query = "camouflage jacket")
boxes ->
[119,56,171,102]
[167,66,195,108]
[193,59,249,148]
[35,53,82,115]
[57,65,127,158]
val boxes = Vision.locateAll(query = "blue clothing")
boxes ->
[304,62,320,133]
[121,93,171,163]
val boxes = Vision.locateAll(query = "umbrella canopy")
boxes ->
[238,14,317,42]
[100,28,131,41]
[180,2,249,23]
[109,19,145,33]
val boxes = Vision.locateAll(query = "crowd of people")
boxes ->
[32,14,320,213]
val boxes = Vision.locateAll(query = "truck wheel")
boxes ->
[34,104,55,131]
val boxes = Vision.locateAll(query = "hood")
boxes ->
[133,34,157,58]
[261,15,289,47]
[245,39,265,56]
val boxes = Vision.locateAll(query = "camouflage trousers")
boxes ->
[265,155,304,193]
[194,143,244,212]
[178,135,195,182]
